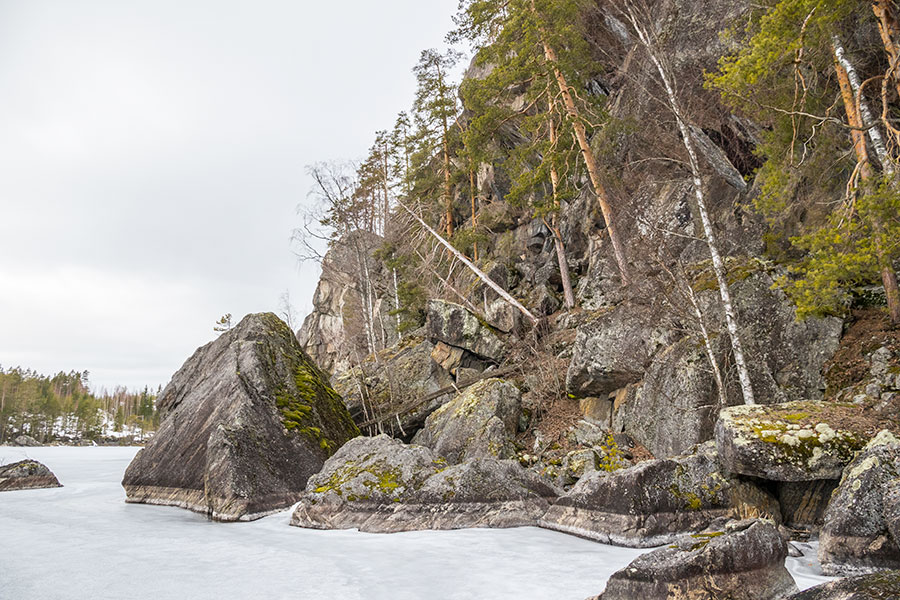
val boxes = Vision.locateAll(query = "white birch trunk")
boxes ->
[392,268,403,341]
[625,7,757,405]
[832,36,894,176]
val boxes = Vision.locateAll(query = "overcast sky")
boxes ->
[0,0,460,392]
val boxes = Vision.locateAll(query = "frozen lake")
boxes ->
[0,447,833,599]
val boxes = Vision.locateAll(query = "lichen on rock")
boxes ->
[818,431,900,575]
[412,378,521,464]
[290,434,558,533]
[716,401,870,482]
[541,442,779,547]
[0,459,62,492]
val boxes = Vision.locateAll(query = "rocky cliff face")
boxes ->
[297,0,847,461]
[297,230,399,375]
[288,3,896,586]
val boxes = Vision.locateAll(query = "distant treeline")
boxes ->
[0,367,159,444]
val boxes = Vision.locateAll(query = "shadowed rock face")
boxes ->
[819,431,900,575]
[787,570,900,599]
[541,443,779,548]
[332,336,454,438]
[0,460,62,492]
[290,434,558,533]
[598,520,797,600]
[425,300,507,363]
[122,313,359,522]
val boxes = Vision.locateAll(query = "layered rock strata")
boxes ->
[598,520,797,600]
[540,443,779,547]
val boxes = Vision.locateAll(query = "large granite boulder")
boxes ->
[332,335,454,437]
[598,520,797,600]
[566,302,676,399]
[122,313,359,522]
[425,300,507,363]
[819,431,900,575]
[411,378,521,464]
[541,443,779,547]
[291,434,557,532]
[716,401,870,481]
[618,337,719,458]
[696,270,843,406]
[787,570,900,599]
[0,460,62,491]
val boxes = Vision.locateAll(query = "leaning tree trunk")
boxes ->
[625,5,757,405]
[531,0,631,286]
[398,199,539,325]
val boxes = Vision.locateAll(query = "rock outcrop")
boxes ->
[12,435,41,447]
[716,401,870,481]
[297,230,399,375]
[425,300,507,363]
[574,271,842,459]
[122,313,360,522]
[566,302,676,399]
[411,378,521,464]
[819,431,900,575]
[598,520,797,600]
[618,337,719,458]
[541,443,779,547]
[290,434,557,532]
[787,570,900,599]
[0,460,62,491]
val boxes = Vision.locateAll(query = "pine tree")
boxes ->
[412,49,462,238]
[452,0,632,286]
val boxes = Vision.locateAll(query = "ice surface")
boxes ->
[0,448,834,600]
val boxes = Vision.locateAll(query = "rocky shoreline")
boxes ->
[107,301,900,599]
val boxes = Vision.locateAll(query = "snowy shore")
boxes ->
[0,447,834,600]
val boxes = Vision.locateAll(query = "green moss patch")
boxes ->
[312,459,407,501]
[249,313,360,456]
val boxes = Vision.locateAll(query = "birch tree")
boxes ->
[616,0,757,404]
